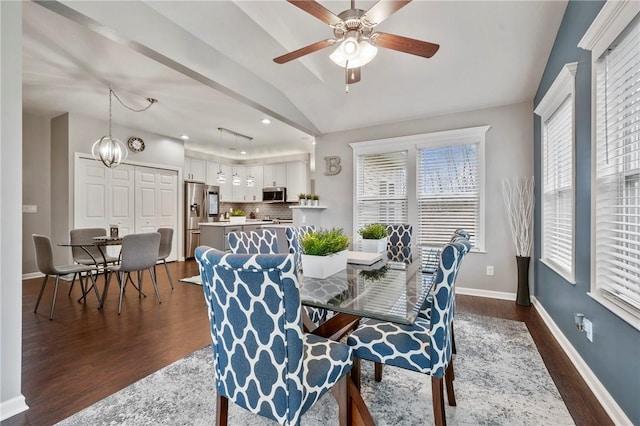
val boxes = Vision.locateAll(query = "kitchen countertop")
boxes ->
[200,220,275,227]
[261,223,295,228]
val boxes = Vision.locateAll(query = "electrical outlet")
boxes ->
[583,318,593,342]
[486,265,494,276]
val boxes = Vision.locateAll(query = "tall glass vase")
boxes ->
[516,255,531,306]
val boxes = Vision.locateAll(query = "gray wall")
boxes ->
[22,114,52,273]
[533,1,639,423]
[315,101,533,295]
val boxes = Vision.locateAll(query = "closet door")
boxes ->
[134,166,178,261]
[74,158,135,236]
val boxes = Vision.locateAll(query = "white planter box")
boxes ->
[361,237,388,254]
[229,216,246,224]
[302,250,348,279]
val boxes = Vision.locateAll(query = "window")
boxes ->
[534,63,577,283]
[417,143,480,248]
[351,126,488,249]
[355,151,408,231]
[579,3,640,328]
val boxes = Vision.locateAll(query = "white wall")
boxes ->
[315,101,534,295]
[1,1,28,420]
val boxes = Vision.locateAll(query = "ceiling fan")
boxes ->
[273,0,439,88]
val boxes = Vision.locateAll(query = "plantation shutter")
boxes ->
[542,96,574,277]
[594,16,640,314]
[417,143,479,247]
[356,151,408,232]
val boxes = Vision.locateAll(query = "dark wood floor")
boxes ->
[3,260,611,425]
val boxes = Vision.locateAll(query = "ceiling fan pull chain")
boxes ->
[345,61,350,93]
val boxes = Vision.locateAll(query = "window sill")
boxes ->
[588,291,640,332]
[540,258,575,285]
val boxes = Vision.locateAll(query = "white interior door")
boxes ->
[156,169,178,261]
[135,167,158,234]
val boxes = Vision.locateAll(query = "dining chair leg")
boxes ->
[445,360,456,406]
[374,362,383,382]
[34,275,49,313]
[77,272,87,303]
[451,322,457,355]
[216,394,228,426]
[118,271,126,315]
[49,275,61,320]
[351,357,361,390]
[99,271,112,309]
[162,260,174,290]
[431,376,446,426]
[137,270,144,298]
[149,267,162,303]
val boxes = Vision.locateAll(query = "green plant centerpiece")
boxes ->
[229,208,246,224]
[300,228,350,279]
[358,223,388,253]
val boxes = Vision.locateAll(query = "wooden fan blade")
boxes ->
[273,39,336,64]
[362,0,411,26]
[372,32,439,58]
[287,0,342,26]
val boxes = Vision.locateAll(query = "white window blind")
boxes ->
[594,15,640,316]
[356,151,408,231]
[542,96,574,279]
[417,143,479,247]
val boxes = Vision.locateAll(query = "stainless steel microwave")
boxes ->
[262,187,287,203]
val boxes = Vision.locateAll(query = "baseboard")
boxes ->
[0,395,28,421]
[22,272,42,280]
[532,297,633,426]
[456,286,516,301]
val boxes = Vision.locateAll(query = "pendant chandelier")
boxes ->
[92,88,157,168]
[216,128,226,183]
[217,127,254,186]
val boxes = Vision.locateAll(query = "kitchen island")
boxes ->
[200,221,275,251]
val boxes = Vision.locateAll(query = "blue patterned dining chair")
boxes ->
[386,224,413,262]
[227,229,279,254]
[195,247,354,426]
[284,226,329,327]
[347,237,471,426]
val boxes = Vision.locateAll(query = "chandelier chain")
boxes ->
[110,88,157,113]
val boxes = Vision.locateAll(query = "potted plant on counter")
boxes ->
[229,209,246,224]
[311,194,320,206]
[358,223,388,253]
[298,193,307,206]
[300,228,350,279]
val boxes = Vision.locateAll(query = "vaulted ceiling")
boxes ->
[22,0,568,160]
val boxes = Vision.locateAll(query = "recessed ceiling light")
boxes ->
[180,134,189,140]
[261,118,271,125]
[240,150,247,155]
[312,141,316,145]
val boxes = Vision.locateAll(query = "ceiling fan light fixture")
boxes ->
[330,37,377,68]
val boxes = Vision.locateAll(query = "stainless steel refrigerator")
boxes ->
[184,181,219,259]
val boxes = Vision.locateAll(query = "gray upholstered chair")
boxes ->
[103,232,161,315]
[32,234,97,320]
[156,228,174,290]
[69,228,120,296]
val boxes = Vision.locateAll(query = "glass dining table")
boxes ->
[298,246,440,425]
[58,236,123,305]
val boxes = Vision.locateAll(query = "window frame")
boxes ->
[534,62,578,284]
[350,126,489,251]
[579,1,640,330]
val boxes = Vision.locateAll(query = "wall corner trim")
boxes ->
[0,395,28,421]
[531,297,633,426]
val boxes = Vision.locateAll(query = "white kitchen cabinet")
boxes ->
[245,165,263,202]
[263,163,287,187]
[184,157,205,181]
[231,165,247,202]
[286,161,309,201]
[218,164,233,202]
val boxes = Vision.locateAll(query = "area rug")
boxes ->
[179,275,202,285]
[56,313,574,425]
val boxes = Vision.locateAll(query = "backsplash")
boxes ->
[220,202,294,220]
